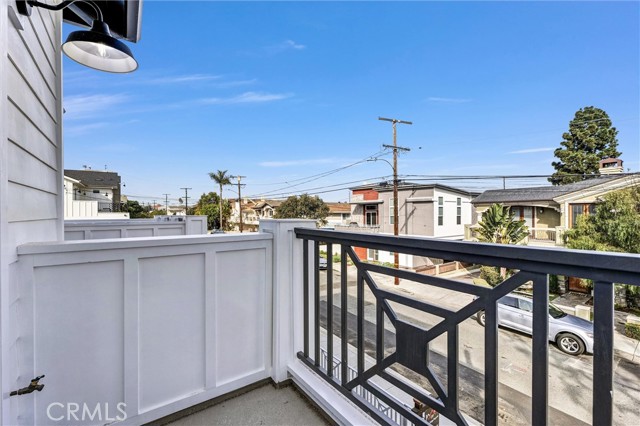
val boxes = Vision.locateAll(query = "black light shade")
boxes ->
[62,20,138,73]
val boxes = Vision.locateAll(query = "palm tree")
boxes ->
[208,170,232,230]
[477,204,529,283]
[477,203,529,245]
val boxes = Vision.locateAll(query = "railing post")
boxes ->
[259,219,316,384]
[593,281,614,426]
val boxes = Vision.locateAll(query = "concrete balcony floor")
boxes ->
[157,383,331,426]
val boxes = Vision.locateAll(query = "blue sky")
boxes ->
[62,1,640,205]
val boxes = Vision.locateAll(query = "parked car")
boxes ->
[318,257,328,270]
[476,293,594,355]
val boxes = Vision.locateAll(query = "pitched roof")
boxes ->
[472,175,627,204]
[64,169,121,188]
[326,202,351,213]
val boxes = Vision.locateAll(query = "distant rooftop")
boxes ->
[64,169,121,188]
[472,174,633,204]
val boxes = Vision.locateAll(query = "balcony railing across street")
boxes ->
[294,227,640,426]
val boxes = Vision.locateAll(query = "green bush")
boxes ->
[332,254,341,264]
[625,323,640,340]
[549,275,560,294]
[480,266,503,287]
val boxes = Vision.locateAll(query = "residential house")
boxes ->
[343,182,479,269]
[252,199,283,219]
[324,202,351,227]
[63,172,129,219]
[470,169,640,246]
[0,2,635,425]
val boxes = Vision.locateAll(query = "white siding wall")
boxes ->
[1,3,63,424]
[432,189,473,240]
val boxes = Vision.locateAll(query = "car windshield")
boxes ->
[549,303,567,319]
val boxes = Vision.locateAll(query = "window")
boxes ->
[367,248,378,261]
[518,299,533,313]
[438,197,444,226]
[389,198,394,225]
[570,203,596,227]
[365,205,378,226]
[456,198,462,225]
[498,295,519,308]
[93,189,100,193]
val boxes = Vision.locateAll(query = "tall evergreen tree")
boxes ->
[549,107,621,185]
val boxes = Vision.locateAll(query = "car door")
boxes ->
[516,298,533,334]
[497,295,522,331]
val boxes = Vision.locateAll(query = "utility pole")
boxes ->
[163,193,170,213]
[233,175,246,232]
[180,187,192,215]
[378,116,412,285]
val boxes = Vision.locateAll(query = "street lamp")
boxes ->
[378,117,412,285]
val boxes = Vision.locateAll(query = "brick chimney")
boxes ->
[599,158,624,175]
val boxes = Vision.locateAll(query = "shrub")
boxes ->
[625,323,640,340]
[549,275,560,294]
[480,266,503,287]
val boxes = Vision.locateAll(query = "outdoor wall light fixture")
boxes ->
[16,0,138,73]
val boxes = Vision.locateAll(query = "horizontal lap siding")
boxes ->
[4,6,62,247]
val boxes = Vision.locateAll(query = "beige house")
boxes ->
[470,172,640,246]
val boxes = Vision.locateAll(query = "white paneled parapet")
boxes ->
[259,219,316,384]
[15,232,272,425]
[64,216,208,240]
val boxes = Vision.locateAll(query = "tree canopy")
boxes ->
[564,187,640,253]
[125,200,152,218]
[274,194,330,226]
[194,192,232,230]
[549,106,621,185]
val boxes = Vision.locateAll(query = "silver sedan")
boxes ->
[477,293,594,355]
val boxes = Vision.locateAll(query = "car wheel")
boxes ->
[476,311,486,326]
[556,333,585,356]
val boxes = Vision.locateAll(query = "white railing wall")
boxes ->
[14,233,273,425]
[64,216,207,240]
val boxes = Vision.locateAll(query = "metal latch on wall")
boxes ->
[10,375,45,396]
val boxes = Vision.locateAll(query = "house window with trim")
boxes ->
[367,248,379,262]
[438,197,444,226]
[456,198,462,225]
[389,198,394,225]
[365,205,378,226]
[570,203,596,228]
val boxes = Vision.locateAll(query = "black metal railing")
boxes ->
[294,228,640,426]
[97,202,122,212]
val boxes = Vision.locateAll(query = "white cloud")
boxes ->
[259,158,335,167]
[265,39,306,54]
[427,97,472,103]
[65,122,109,136]
[509,147,555,154]
[147,74,222,84]
[200,92,293,105]
[64,93,129,120]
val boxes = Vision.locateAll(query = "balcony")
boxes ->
[10,219,640,425]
